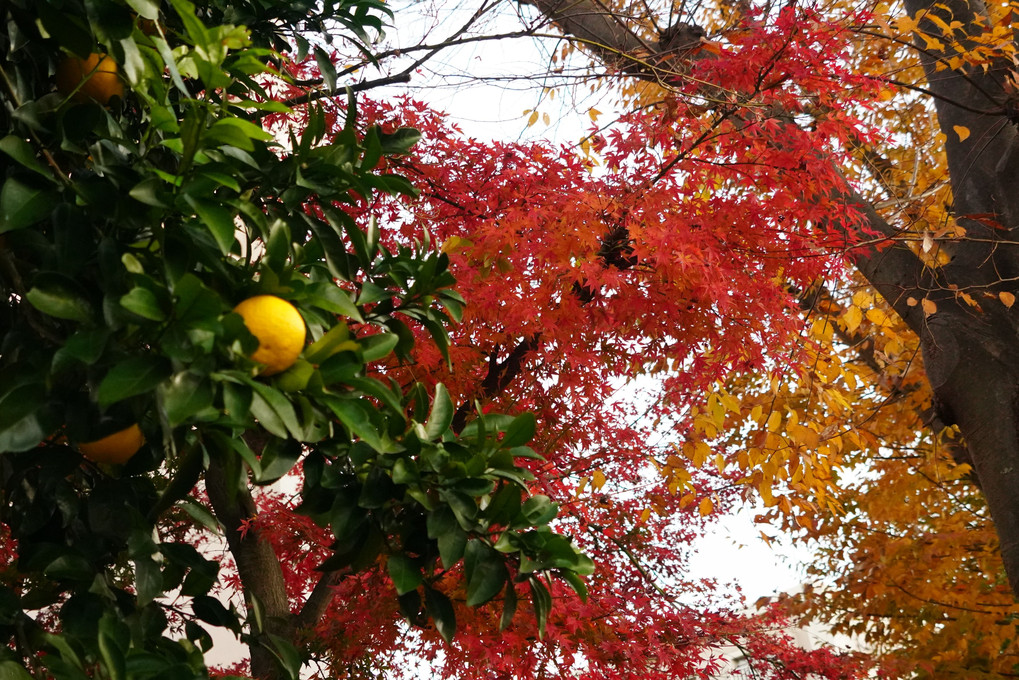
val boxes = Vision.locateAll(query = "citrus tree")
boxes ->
[0,1,598,678]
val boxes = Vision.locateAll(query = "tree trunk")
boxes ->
[206,461,294,680]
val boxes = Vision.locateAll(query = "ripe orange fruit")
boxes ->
[55,53,124,105]
[79,424,145,464]
[232,295,306,376]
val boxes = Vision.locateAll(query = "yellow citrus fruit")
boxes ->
[79,424,145,465]
[232,295,306,376]
[55,53,124,105]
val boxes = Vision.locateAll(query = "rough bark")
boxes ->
[898,0,1019,594]
[206,461,294,680]
[527,0,1019,594]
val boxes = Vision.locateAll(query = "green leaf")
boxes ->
[0,414,46,453]
[0,136,51,179]
[26,275,92,322]
[500,581,518,631]
[359,332,398,363]
[0,382,46,431]
[464,541,508,607]
[485,484,523,525]
[314,46,337,93]
[0,661,33,680]
[262,633,303,680]
[306,283,363,322]
[192,595,240,631]
[246,379,304,440]
[125,0,160,19]
[275,359,315,393]
[44,553,93,582]
[129,178,172,208]
[160,372,214,426]
[501,412,536,448]
[206,118,273,150]
[97,356,172,406]
[379,127,422,155]
[133,555,163,606]
[121,287,167,321]
[53,328,109,369]
[324,397,385,451]
[427,507,457,539]
[180,498,221,534]
[560,570,589,602]
[529,577,552,637]
[186,196,236,254]
[519,495,558,527]
[424,587,456,644]
[305,324,353,364]
[173,274,224,324]
[0,178,56,232]
[356,281,389,306]
[423,383,453,439]
[256,438,302,484]
[437,526,467,570]
[386,554,422,595]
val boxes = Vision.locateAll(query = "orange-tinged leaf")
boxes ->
[698,497,713,516]
[922,297,938,316]
[525,110,539,127]
[592,469,607,491]
[766,410,782,432]
[895,14,918,34]
[953,125,970,141]
[1000,291,1016,308]
[588,108,601,122]
[907,296,918,306]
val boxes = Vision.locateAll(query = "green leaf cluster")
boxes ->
[300,404,593,642]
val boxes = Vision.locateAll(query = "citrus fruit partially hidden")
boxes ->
[233,295,306,376]
[79,424,145,465]
[55,53,124,105]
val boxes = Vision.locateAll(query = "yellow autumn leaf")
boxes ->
[843,305,863,333]
[953,125,970,141]
[588,107,601,122]
[698,497,713,516]
[692,441,711,467]
[1000,291,1016,308]
[525,110,539,127]
[918,33,945,51]
[865,308,888,325]
[766,410,782,432]
[592,468,607,491]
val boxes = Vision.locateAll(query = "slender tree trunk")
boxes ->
[206,461,294,680]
